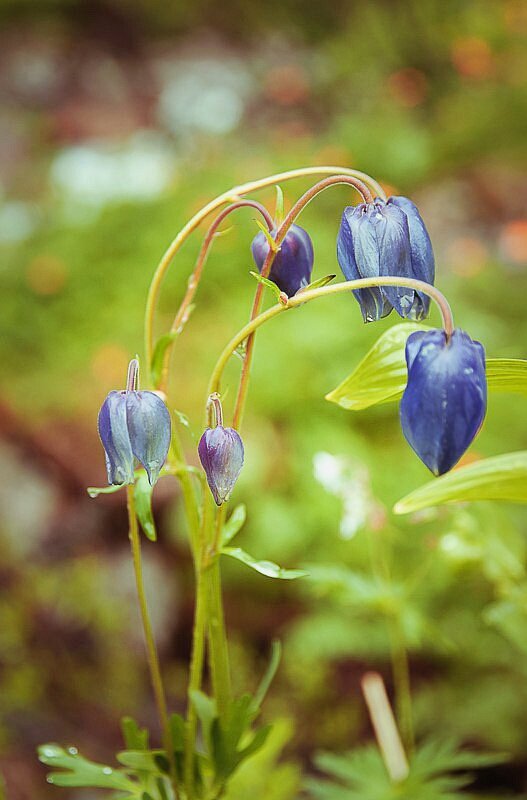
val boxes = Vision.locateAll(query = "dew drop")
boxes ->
[68,746,78,755]
[47,777,55,784]
[41,747,57,758]
[102,767,113,775]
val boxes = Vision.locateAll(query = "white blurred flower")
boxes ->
[313,451,385,539]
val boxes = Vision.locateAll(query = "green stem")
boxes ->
[144,166,386,365]
[207,276,454,398]
[126,486,177,789]
[184,563,208,797]
[206,506,231,719]
[387,616,414,756]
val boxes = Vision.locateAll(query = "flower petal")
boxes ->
[97,391,135,485]
[126,391,171,485]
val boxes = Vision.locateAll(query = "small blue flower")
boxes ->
[400,329,486,475]
[198,426,244,505]
[336,196,435,323]
[98,367,171,486]
[251,223,314,297]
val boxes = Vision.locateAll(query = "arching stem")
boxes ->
[232,175,374,429]
[144,166,385,369]
[207,277,454,398]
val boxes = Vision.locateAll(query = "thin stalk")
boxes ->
[361,672,409,783]
[206,506,231,719]
[207,276,454,398]
[126,486,177,788]
[232,174,374,428]
[387,616,414,755]
[184,558,208,797]
[158,200,274,394]
[144,166,386,366]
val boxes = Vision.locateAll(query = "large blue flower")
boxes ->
[336,196,435,322]
[98,389,171,486]
[400,329,486,475]
[251,223,314,297]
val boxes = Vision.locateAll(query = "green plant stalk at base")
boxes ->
[126,486,177,792]
[206,507,232,720]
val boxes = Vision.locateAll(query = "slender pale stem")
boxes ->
[207,277,454,398]
[232,175,374,428]
[158,200,274,393]
[206,506,231,719]
[144,166,386,367]
[126,486,176,786]
[361,672,409,783]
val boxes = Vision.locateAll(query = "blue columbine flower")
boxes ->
[251,223,314,297]
[336,196,435,323]
[198,425,244,505]
[400,329,486,475]
[98,361,171,486]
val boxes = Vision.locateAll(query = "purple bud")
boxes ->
[98,389,171,486]
[336,196,435,322]
[400,329,487,475]
[198,426,244,505]
[251,223,314,297]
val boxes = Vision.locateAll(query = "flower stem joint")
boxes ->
[198,394,244,505]
[400,329,487,475]
[251,223,314,297]
[97,359,171,486]
[336,195,435,323]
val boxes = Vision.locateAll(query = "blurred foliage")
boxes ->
[0,0,526,798]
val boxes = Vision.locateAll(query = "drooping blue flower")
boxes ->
[387,196,435,319]
[336,196,435,323]
[251,223,314,297]
[198,426,244,505]
[400,328,486,475]
[98,385,171,486]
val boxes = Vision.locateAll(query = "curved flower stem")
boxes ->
[144,166,386,368]
[232,174,374,429]
[207,277,454,398]
[158,200,274,394]
[126,486,177,790]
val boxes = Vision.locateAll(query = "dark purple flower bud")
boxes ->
[387,196,435,320]
[198,426,244,505]
[98,388,171,486]
[400,329,486,476]
[251,223,314,297]
[336,196,435,322]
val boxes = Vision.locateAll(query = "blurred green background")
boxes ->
[0,0,526,797]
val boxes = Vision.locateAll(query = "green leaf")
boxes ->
[87,483,126,498]
[299,274,336,293]
[222,504,247,546]
[326,323,527,411]
[394,451,527,514]
[116,750,165,772]
[121,717,149,751]
[150,332,179,387]
[251,640,282,714]
[190,690,217,749]
[249,270,282,301]
[222,547,308,580]
[325,323,427,410]
[38,745,137,792]
[134,472,157,542]
[253,219,278,251]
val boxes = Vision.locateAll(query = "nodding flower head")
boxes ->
[336,196,435,323]
[198,393,244,505]
[400,329,486,476]
[251,223,314,297]
[97,359,171,486]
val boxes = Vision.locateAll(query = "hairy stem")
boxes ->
[144,166,386,367]
[126,486,176,788]
[207,277,454,398]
